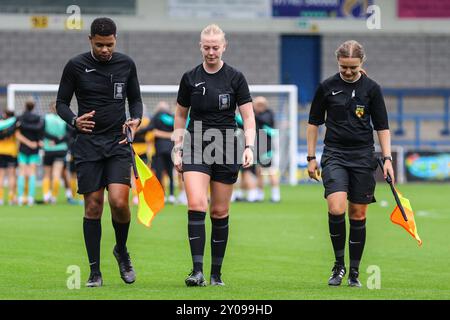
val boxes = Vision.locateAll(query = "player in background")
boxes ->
[253,96,280,203]
[16,99,43,206]
[42,102,69,204]
[150,100,175,204]
[232,113,258,202]
[62,124,82,205]
[0,110,19,205]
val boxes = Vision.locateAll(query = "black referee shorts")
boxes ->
[320,146,378,204]
[0,155,17,168]
[73,133,131,194]
[43,150,67,166]
[182,131,243,185]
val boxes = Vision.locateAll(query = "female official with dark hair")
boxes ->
[307,40,394,287]
[173,24,255,287]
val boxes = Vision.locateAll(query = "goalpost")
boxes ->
[7,84,298,185]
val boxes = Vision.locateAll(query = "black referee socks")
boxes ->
[188,210,206,272]
[328,213,346,266]
[83,218,102,274]
[112,219,130,254]
[211,216,229,276]
[349,219,366,270]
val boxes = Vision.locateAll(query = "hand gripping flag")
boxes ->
[127,127,165,227]
[377,158,422,246]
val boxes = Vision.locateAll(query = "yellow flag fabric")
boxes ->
[390,189,422,246]
[133,146,165,227]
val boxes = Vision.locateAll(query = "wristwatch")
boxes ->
[244,145,255,154]
[307,156,316,162]
[383,156,393,162]
[172,146,183,154]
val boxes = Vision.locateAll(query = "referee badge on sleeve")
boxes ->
[218,94,231,110]
[355,105,365,118]
[114,83,125,99]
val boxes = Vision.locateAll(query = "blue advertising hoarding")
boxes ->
[405,151,450,182]
[272,0,373,18]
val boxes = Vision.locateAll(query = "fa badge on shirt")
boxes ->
[218,94,230,110]
[355,105,365,118]
[114,83,125,99]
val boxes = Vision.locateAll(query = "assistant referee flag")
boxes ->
[390,190,422,246]
[132,145,165,227]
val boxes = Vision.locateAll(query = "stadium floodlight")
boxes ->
[8,83,298,185]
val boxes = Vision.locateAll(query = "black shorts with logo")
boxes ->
[73,132,131,194]
[320,145,378,204]
[43,150,67,166]
[182,130,243,184]
[0,155,17,168]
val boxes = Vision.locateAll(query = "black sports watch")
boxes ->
[245,145,255,152]
[307,155,316,162]
[383,156,393,162]
[172,146,183,154]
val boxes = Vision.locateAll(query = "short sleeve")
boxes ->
[234,72,252,107]
[308,84,326,126]
[176,73,191,108]
[369,84,389,130]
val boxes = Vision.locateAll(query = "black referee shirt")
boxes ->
[56,51,143,135]
[308,73,389,149]
[177,63,252,132]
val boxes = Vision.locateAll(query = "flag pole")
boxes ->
[377,157,408,221]
[126,126,139,180]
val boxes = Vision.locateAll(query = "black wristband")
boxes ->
[307,156,316,162]
[383,156,393,162]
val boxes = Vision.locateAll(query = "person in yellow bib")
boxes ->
[0,110,19,205]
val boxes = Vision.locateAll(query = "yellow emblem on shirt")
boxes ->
[355,105,365,118]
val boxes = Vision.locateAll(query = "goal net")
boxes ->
[7,84,298,185]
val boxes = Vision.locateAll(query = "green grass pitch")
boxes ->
[0,183,449,300]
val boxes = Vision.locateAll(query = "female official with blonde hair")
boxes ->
[173,24,256,286]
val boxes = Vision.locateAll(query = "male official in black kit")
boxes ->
[56,17,143,287]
